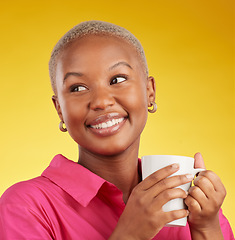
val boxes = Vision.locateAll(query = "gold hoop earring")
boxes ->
[59,121,67,132]
[148,102,157,113]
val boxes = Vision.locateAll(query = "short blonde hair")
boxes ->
[49,20,148,93]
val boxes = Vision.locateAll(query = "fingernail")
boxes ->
[172,163,179,169]
[186,174,194,180]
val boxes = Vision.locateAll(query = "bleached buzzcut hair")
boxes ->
[49,20,149,94]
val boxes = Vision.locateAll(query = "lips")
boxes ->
[90,117,125,129]
[86,113,127,137]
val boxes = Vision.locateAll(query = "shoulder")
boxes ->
[0,177,58,238]
[0,176,54,206]
[0,177,60,225]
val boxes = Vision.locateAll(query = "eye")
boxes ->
[110,76,127,85]
[70,85,87,92]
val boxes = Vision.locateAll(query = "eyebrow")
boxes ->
[109,61,133,71]
[63,72,83,83]
[63,61,132,83]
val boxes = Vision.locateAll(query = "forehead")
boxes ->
[56,34,143,72]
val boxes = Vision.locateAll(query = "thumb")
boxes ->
[194,152,206,169]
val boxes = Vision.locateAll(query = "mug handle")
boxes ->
[192,168,206,177]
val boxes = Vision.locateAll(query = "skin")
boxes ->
[52,35,226,239]
[185,153,226,239]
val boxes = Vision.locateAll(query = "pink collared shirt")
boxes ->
[0,154,234,239]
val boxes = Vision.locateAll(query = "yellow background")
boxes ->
[0,0,234,232]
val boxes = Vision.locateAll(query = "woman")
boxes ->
[0,20,233,240]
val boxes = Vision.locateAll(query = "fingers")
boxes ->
[197,170,226,194]
[184,194,202,213]
[188,170,226,204]
[139,163,194,203]
[193,154,225,195]
[153,188,188,208]
[140,163,193,191]
[163,209,189,225]
[139,163,180,190]
[185,170,226,216]
[194,152,206,169]
[146,174,193,199]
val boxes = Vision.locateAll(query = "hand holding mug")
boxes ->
[142,154,205,227]
[185,153,226,238]
[110,164,192,240]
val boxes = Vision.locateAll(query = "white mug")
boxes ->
[141,155,205,227]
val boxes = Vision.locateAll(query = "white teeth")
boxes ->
[91,118,124,129]
[107,121,112,127]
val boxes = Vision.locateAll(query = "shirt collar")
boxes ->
[42,154,142,208]
[41,154,107,207]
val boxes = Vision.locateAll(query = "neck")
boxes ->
[78,139,141,203]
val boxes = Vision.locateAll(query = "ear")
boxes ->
[52,95,63,121]
[146,76,156,107]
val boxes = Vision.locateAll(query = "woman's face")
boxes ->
[54,35,155,156]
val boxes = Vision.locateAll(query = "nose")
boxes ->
[89,87,115,111]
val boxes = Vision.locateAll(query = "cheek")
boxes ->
[61,99,87,127]
[123,83,148,110]
[120,86,148,124]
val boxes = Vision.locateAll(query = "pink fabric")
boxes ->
[0,154,234,240]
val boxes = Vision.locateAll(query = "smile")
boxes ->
[90,118,124,129]
[86,113,127,137]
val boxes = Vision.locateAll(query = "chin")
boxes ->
[90,138,140,157]
[91,146,128,157]
[82,139,131,156]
